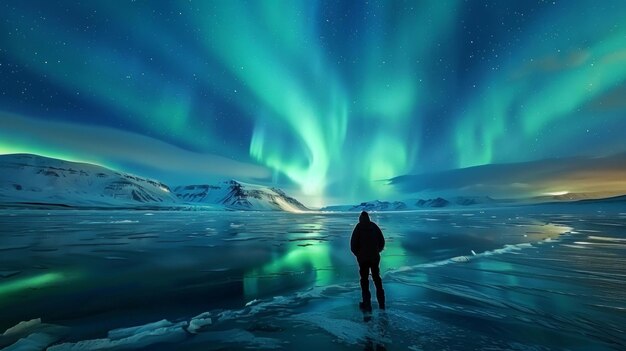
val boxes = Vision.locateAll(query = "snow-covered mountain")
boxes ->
[174,180,309,212]
[0,154,309,212]
[0,154,178,208]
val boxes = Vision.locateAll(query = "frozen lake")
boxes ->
[1,208,625,350]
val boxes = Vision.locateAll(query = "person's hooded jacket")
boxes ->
[350,211,385,260]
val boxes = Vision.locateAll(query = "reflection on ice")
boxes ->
[0,272,68,298]
[244,243,333,298]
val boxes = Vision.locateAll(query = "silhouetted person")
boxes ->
[350,211,385,311]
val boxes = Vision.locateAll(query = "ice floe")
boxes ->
[2,333,56,351]
[48,320,187,351]
[2,319,41,337]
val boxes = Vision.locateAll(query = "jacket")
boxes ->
[350,213,385,259]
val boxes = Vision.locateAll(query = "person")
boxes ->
[350,211,385,311]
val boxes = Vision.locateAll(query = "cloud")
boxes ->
[0,111,271,181]
[511,49,590,80]
[389,153,626,198]
[587,82,626,111]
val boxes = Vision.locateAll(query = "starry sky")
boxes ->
[1,0,626,206]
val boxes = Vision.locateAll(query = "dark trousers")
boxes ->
[358,256,385,305]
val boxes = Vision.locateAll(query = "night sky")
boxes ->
[1,1,626,206]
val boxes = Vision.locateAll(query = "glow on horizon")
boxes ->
[544,191,570,196]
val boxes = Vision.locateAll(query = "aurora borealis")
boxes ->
[1,1,626,206]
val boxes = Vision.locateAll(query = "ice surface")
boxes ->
[293,312,371,345]
[1,209,625,350]
[185,329,283,349]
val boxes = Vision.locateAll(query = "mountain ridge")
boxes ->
[173,180,308,212]
[2,154,624,212]
[321,194,626,212]
[0,154,308,212]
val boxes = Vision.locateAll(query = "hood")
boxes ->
[359,211,370,223]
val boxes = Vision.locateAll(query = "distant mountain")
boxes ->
[0,154,178,208]
[568,194,626,204]
[415,197,449,208]
[0,154,308,212]
[322,193,626,212]
[328,200,408,212]
[530,192,617,203]
[173,180,309,212]
[322,196,498,212]
[452,196,497,206]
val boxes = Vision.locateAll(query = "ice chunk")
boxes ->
[187,312,212,334]
[245,299,260,307]
[3,318,42,336]
[2,333,56,351]
[107,319,178,340]
[48,320,187,351]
